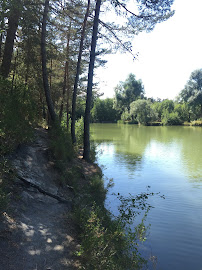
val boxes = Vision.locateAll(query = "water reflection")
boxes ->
[91,124,202,183]
[91,123,202,270]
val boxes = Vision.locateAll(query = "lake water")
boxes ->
[91,123,202,270]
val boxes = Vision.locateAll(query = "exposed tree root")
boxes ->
[15,173,72,206]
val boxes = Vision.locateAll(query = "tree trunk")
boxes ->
[0,18,5,60]
[0,3,21,78]
[83,0,101,161]
[59,25,71,124]
[66,59,70,128]
[11,47,18,92]
[25,36,30,85]
[59,61,68,122]
[71,0,90,143]
[41,0,57,122]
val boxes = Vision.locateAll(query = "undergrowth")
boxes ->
[70,165,160,269]
[49,123,74,162]
[0,77,39,212]
[47,118,163,269]
[0,159,14,213]
[0,77,37,155]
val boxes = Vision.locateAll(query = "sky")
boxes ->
[95,0,202,100]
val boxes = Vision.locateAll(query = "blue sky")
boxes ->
[96,0,202,100]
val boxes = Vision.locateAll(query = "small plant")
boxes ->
[0,159,14,213]
[74,176,163,270]
[49,123,74,161]
[75,117,84,146]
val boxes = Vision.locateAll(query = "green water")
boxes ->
[91,123,202,270]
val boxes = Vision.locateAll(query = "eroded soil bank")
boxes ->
[0,128,80,270]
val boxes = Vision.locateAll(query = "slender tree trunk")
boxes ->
[41,0,57,122]
[49,55,53,91]
[59,25,71,123]
[66,59,70,128]
[59,61,68,122]
[71,0,91,143]
[11,47,18,92]
[0,19,5,60]
[83,0,101,161]
[25,35,30,85]
[0,3,21,78]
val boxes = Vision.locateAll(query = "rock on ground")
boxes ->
[0,128,79,270]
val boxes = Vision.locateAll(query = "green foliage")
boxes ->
[130,99,157,125]
[179,69,202,118]
[75,182,162,270]
[76,204,145,270]
[152,99,174,121]
[87,175,107,205]
[91,98,118,123]
[0,159,13,213]
[49,123,74,161]
[57,163,82,190]
[174,103,189,122]
[75,117,84,146]
[71,158,161,270]
[162,111,182,125]
[0,78,38,154]
[114,74,144,115]
[121,109,131,121]
[190,120,202,126]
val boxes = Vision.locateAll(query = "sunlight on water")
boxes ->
[91,124,202,270]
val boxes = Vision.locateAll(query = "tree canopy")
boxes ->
[179,69,202,118]
[114,73,145,115]
[130,99,156,125]
[0,0,176,158]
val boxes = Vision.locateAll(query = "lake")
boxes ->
[91,123,202,270]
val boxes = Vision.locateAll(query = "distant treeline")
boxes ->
[91,70,202,126]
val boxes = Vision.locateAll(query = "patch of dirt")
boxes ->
[0,128,79,270]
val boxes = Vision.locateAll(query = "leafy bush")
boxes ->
[74,169,161,270]
[49,123,74,161]
[174,103,189,122]
[130,99,157,125]
[0,159,13,213]
[91,98,118,123]
[75,117,84,146]
[190,120,202,126]
[162,111,183,125]
[121,109,131,121]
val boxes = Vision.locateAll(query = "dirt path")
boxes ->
[0,129,79,270]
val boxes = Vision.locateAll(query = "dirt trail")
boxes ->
[0,129,79,270]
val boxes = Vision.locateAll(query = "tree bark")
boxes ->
[83,0,101,161]
[0,18,5,60]
[41,0,57,122]
[11,48,18,91]
[59,61,68,122]
[71,0,91,143]
[59,25,71,124]
[0,3,21,78]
